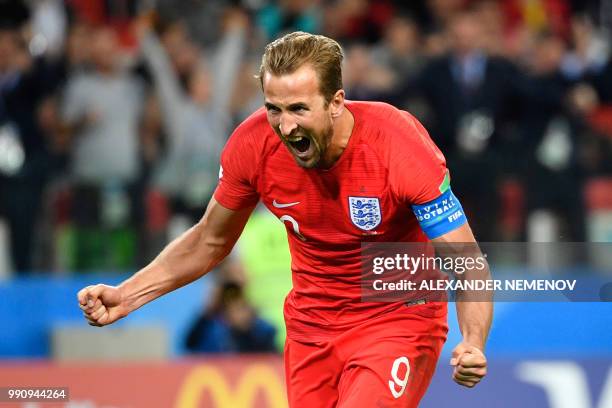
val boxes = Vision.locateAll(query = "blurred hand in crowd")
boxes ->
[223,7,249,32]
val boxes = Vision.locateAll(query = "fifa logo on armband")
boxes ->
[448,210,463,222]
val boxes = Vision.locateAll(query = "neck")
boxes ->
[321,105,355,168]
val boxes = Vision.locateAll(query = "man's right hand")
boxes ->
[77,284,127,327]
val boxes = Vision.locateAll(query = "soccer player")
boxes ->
[78,32,492,407]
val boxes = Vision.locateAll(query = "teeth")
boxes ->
[289,136,304,143]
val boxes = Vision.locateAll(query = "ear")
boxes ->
[330,89,345,118]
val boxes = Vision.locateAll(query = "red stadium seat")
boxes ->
[584,177,612,211]
[587,105,612,140]
[499,178,525,240]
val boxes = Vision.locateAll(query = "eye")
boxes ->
[265,104,280,113]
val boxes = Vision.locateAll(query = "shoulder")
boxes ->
[349,100,404,121]
[350,100,428,149]
[351,101,445,178]
[352,103,447,203]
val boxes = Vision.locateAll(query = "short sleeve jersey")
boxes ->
[215,101,449,342]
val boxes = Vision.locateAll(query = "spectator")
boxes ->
[0,0,609,272]
[256,0,322,42]
[324,0,394,43]
[415,9,524,241]
[561,14,610,82]
[343,43,395,101]
[520,31,586,241]
[230,57,267,125]
[61,26,145,270]
[370,14,427,110]
[371,14,425,87]
[139,10,247,223]
[0,12,64,272]
[185,280,277,354]
[155,0,232,48]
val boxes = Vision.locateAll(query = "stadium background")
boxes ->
[0,0,611,407]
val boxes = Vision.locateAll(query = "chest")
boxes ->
[256,145,411,243]
[84,77,141,118]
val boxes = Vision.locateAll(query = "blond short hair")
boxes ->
[258,31,344,104]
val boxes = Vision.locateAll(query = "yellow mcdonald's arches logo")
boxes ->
[175,363,288,408]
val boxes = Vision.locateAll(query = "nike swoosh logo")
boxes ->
[273,200,300,208]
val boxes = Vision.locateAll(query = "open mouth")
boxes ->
[288,136,311,153]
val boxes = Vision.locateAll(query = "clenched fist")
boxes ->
[450,342,488,388]
[77,284,127,326]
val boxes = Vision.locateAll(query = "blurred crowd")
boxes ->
[0,0,611,277]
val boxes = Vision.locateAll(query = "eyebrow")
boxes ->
[264,102,309,111]
[288,103,308,110]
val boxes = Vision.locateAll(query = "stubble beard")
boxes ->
[302,123,334,169]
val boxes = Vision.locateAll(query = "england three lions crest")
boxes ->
[349,197,381,231]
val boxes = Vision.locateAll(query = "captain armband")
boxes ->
[411,188,467,239]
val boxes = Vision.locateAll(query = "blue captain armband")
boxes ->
[411,188,467,239]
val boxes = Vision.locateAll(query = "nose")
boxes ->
[279,114,297,137]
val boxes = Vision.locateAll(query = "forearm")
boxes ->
[431,223,493,350]
[211,24,246,115]
[455,299,493,350]
[455,253,493,349]
[118,219,230,314]
[140,32,185,139]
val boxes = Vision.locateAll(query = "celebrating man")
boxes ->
[78,32,492,407]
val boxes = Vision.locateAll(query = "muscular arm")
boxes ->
[78,197,254,325]
[432,223,493,349]
[431,222,493,387]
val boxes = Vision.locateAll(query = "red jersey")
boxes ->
[214,101,448,342]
